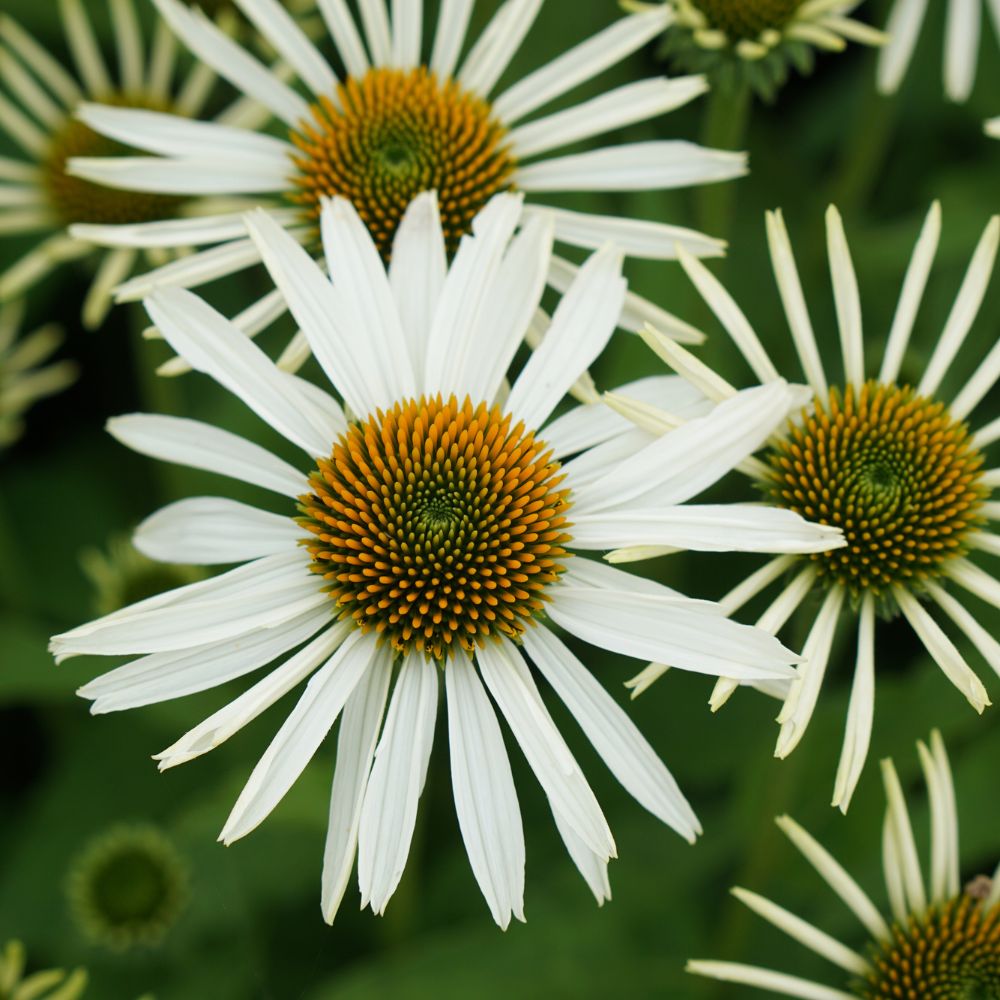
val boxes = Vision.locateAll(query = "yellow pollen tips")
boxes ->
[861,894,1000,999]
[692,0,803,38]
[765,381,985,597]
[298,395,572,660]
[43,97,186,227]
[288,67,516,260]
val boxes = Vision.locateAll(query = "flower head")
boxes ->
[69,0,745,373]
[51,192,839,927]
[688,731,1000,999]
[0,301,76,448]
[626,0,885,100]
[622,203,1000,811]
[0,0,269,327]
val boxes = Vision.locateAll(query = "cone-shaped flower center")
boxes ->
[298,395,572,660]
[765,382,985,597]
[288,67,516,260]
[860,895,1000,999]
[692,0,803,37]
[43,97,186,226]
[68,825,188,951]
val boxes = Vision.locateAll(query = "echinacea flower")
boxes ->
[69,0,744,373]
[620,203,1000,811]
[688,731,1000,999]
[0,0,269,327]
[0,940,87,1000]
[624,0,885,100]
[51,191,840,927]
[0,301,76,448]
[878,0,1000,103]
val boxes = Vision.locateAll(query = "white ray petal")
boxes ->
[506,244,625,430]
[523,625,700,842]
[553,810,611,905]
[477,637,615,860]
[944,0,980,102]
[493,8,672,124]
[134,496,300,565]
[917,735,952,904]
[881,756,927,916]
[458,0,541,98]
[358,0,391,65]
[929,729,960,898]
[358,653,438,914]
[67,155,290,196]
[390,0,421,67]
[832,595,875,813]
[82,247,138,331]
[321,644,393,924]
[0,15,82,107]
[155,621,353,770]
[145,287,335,457]
[220,629,374,844]
[925,579,1000,682]
[81,606,328,714]
[59,0,111,96]
[110,0,143,92]
[429,0,473,79]
[826,206,864,387]
[317,0,369,78]
[0,37,64,127]
[446,651,525,929]
[947,557,1000,609]
[687,960,855,999]
[877,0,928,94]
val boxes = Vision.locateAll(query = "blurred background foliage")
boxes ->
[1,1,999,997]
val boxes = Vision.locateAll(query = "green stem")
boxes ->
[828,89,899,214]
[696,80,753,249]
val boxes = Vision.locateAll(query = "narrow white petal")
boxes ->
[147,17,177,100]
[82,247,137,331]
[950,331,1000,420]
[152,0,310,126]
[107,413,305,497]
[429,0,474,78]
[930,729,961,898]
[506,244,625,429]
[826,206,864,387]
[145,287,334,457]
[926,578,1000,682]
[446,651,526,929]
[832,596,875,813]
[775,587,845,759]
[0,36,64,127]
[390,0,421,67]
[477,638,615,859]
[493,9,672,124]
[561,556,721,607]
[155,621,352,769]
[509,76,707,160]
[523,624,700,841]
[220,629,373,844]
[59,0,111,97]
[944,0,980,102]
[894,586,991,711]
[917,216,1000,399]
[878,201,941,384]
[110,0,144,92]
[917,736,951,904]
[776,815,890,941]
[516,142,747,193]
[458,0,541,98]
[552,810,611,906]
[81,607,328,714]
[687,960,855,999]
[881,757,927,916]
[317,0,369,78]
[0,15,82,108]
[134,496,300,565]
[321,645,393,924]
[389,190,446,385]
[767,209,828,397]
[883,803,908,923]
[877,0,929,94]
[357,653,438,914]
[68,155,289,196]
[547,582,798,683]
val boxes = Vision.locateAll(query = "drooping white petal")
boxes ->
[321,644,393,924]
[134,496,301,565]
[506,244,624,429]
[357,653,438,914]
[522,624,700,842]
[145,288,335,457]
[877,0,929,94]
[446,651,526,929]
[220,629,374,844]
[552,810,611,906]
[458,0,541,99]
[916,735,954,905]
[925,579,1000,682]
[107,413,305,497]
[80,606,328,714]
[944,0,980,102]
[477,638,615,860]
[880,756,928,916]
[155,621,353,770]
[389,191,446,387]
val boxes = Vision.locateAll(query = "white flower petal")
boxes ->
[944,0,980,102]
[458,0,541,99]
[523,624,700,841]
[687,960,856,1000]
[321,644,393,924]
[880,756,927,916]
[220,628,374,844]
[429,0,474,79]
[358,653,438,914]
[106,413,305,497]
[446,650,526,929]
[67,155,289,195]
[358,0,391,66]
[552,810,611,906]
[826,206,864,387]
[877,0,929,94]
[134,496,301,565]
[390,0,421,67]
[316,0,369,78]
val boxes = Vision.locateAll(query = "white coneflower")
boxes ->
[619,202,1000,812]
[878,0,1000,103]
[625,0,884,99]
[51,191,841,927]
[689,731,1000,999]
[0,301,76,447]
[68,0,746,373]
[0,0,270,327]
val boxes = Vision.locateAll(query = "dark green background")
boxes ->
[1,1,999,997]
